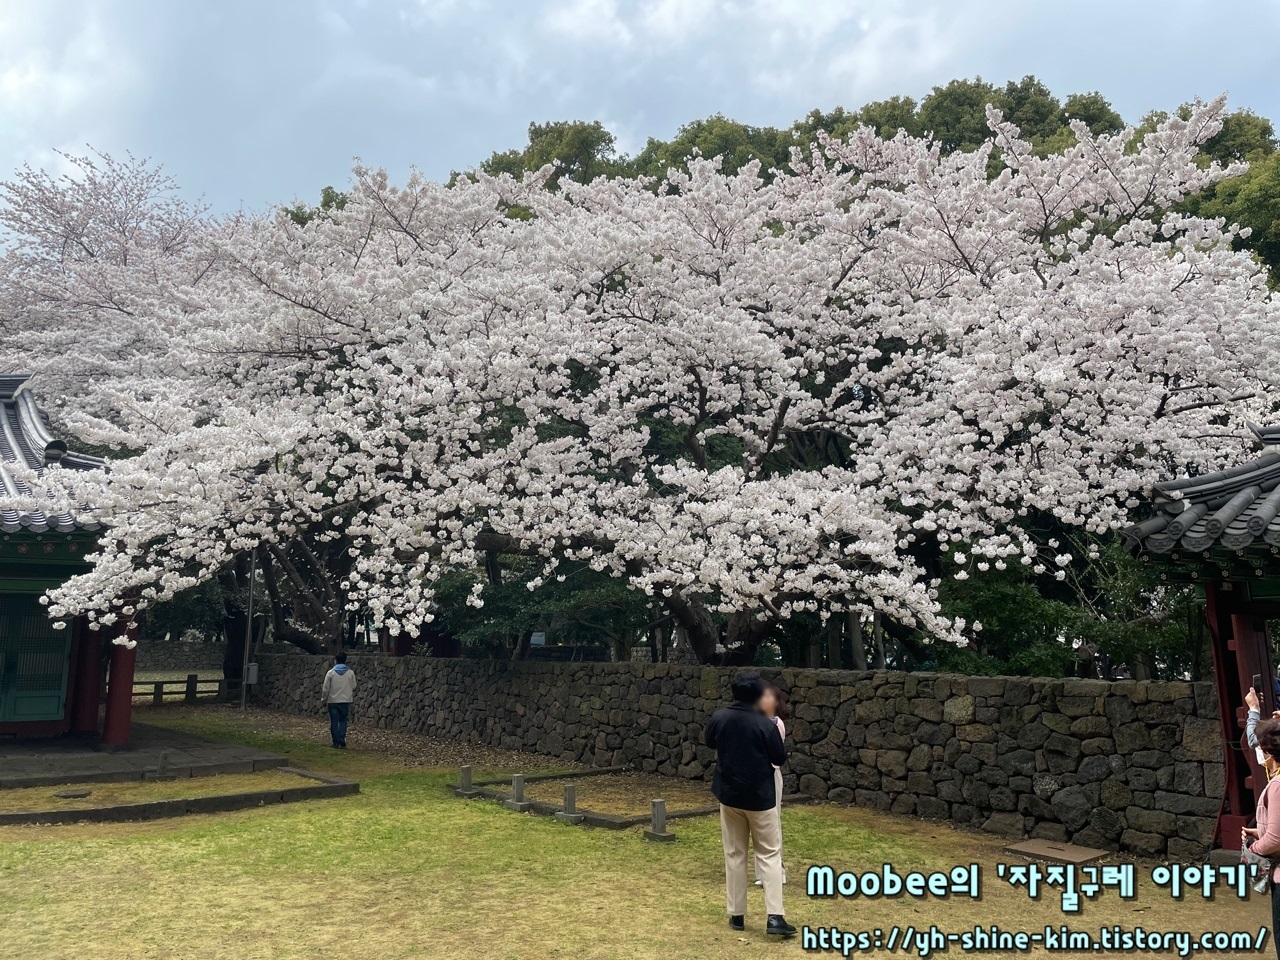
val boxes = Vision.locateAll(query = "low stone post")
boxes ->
[145,749,178,782]
[643,799,676,842]
[152,682,164,706]
[554,783,585,824]
[456,764,482,798]
[503,773,532,812]
[184,673,199,704]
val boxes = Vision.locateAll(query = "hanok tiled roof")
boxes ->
[0,375,103,534]
[1126,425,1280,558]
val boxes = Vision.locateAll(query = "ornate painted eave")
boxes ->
[0,375,103,534]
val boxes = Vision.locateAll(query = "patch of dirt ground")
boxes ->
[0,770,312,813]
[140,703,578,777]
[519,769,717,816]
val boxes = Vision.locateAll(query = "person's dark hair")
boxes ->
[731,671,765,704]
[769,684,790,722]
[335,651,347,665]
[1259,719,1280,763]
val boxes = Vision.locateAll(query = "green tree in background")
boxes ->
[429,558,654,662]
[630,114,794,178]
[480,120,623,188]
[1201,108,1277,164]
[935,535,1201,681]
[284,185,348,227]
[1181,107,1280,286]
[992,75,1064,144]
[1061,91,1126,135]
[855,95,925,139]
[793,96,923,145]
[917,77,1000,152]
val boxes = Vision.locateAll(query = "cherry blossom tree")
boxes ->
[7,97,1278,663]
[0,150,219,410]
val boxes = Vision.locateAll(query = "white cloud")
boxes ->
[320,6,353,34]
[394,0,463,27]
[0,0,1273,213]
[636,0,720,43]
[744,0,868,39]
[543,0,632,47]
[823,9,961,98]
[0,3,140,167]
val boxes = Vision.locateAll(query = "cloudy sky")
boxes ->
[2,0,1277,212]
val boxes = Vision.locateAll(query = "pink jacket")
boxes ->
[1251,777,1280,882]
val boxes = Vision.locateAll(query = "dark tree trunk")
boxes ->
[219,557,251,681]
[826,615,843,669]
[258,548,328,654]
[609,634,627,663]
[848,611,867,671]
[723,611,773,666]
[1128,652,1153,681]
[665,595,779,665]
[223,611,247,682]
[1075,646,1100,679]
[878,619,930,669]
[665,594,721,663]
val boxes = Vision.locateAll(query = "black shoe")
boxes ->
[728,915,744,932]
[766,916,796,938]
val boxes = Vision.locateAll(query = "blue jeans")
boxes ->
[328,702,350,746]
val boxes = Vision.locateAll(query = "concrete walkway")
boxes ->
[0,724,286,789]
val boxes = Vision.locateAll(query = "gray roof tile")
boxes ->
[1127,424,1280,562]
[0,375,103,534]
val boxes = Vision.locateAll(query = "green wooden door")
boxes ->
[0,595,71,722]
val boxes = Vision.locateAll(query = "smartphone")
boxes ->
[1254,674,1264,697]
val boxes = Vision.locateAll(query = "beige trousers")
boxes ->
[753,769,785,880]
[720,802,784,917]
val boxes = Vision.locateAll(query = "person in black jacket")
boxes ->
[704,671,795,939]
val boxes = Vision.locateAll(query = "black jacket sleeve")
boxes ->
[704,713,718,749]
[764,724,787,767]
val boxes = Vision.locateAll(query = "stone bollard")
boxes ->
[145,749,179,782]
[184,673,199,704]
[456,764,482,798]
[503,773,533,812]
[643,799,676,842]
[554,783,585,824]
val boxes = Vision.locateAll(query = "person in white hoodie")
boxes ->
[321,652,356,748]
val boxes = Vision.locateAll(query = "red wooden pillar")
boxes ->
[100,624,138,747]
[1204,584,1274,847]
[69,618,104,734]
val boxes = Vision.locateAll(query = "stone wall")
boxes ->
[136,641,228,673]
[254,655,1224,860]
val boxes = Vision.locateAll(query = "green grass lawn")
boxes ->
[0,708,1267,959]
